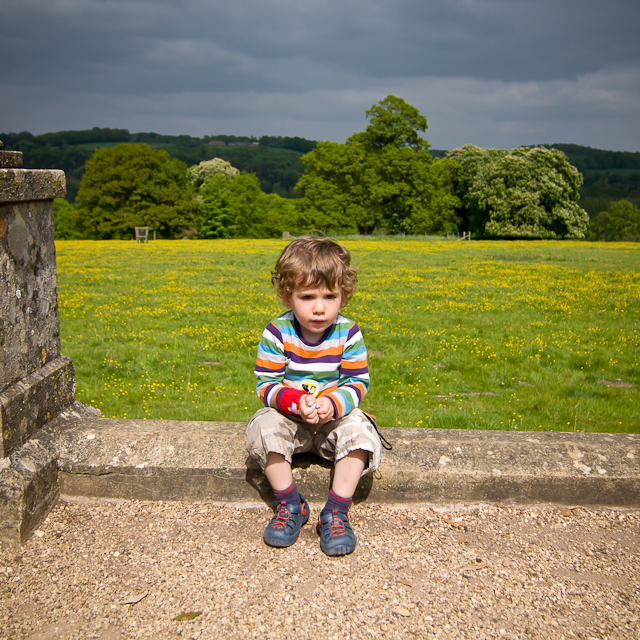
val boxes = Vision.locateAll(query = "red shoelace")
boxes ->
[271,504,291,529]
[328,511,346,537]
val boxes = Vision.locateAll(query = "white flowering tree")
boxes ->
[188,158,240,188]
[448,145,589,239]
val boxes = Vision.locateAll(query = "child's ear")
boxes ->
[282,293,293,309]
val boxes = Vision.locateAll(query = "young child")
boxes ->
[246,236,382,556]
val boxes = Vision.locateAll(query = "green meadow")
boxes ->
[56,238,639,433]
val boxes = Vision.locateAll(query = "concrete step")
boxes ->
[36,406,640,509]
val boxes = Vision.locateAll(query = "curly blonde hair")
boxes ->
[271,236,358,304]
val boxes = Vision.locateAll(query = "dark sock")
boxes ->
[273,482,301,506]
[321,489,352,516]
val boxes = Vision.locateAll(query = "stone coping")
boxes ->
[0,150,23,169]
[0,168,66,201]
[36,409,640,508]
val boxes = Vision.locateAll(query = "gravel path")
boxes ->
[1,499,638,640]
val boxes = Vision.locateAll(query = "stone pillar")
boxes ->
[0,141,73,545]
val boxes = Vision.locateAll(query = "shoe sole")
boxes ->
[320,543,356,556]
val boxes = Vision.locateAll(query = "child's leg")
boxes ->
[331,449,369,502]
[263,451,308,547]
[246,409,311,547]
[316,410,382,556]
[321,449,368,515]
[317,449,368,557]
[265,452,300,506]
[265,451,295,491]
[247,408,303,503]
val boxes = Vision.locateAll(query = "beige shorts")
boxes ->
[246,407,382,477]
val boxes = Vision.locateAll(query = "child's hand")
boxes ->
[299,394,320,424]
[315,396,334,424]
[299,395,334,425]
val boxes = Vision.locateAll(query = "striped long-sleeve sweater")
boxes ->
[254,311,369,420]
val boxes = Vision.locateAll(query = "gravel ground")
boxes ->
[1,499,638,640]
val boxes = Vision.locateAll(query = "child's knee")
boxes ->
[246,408,296,467]
[320,411,382,475]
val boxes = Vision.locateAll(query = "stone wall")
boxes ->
[0,145,72,456]
[1,198,63,393]
[0,142,74,544]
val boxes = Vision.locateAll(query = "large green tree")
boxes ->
[294,141,372,234]
[350,95,430,150]
[448,145,589,239]
[76,144,197,239]
[296,95,460,235]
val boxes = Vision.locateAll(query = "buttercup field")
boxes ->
[56,238,639,433]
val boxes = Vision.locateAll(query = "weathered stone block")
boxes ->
[0,168,65,203]
[0,439,59,546]
[0,151,23,169]
[0,356,76,457]
[0,199,62,391]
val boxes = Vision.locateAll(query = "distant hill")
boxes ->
[0,129,316,202]
[543,144,640,218]
[1,129,638,216]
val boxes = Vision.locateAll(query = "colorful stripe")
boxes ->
[254,311,369,419]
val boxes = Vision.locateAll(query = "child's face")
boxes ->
[283,284,343,343]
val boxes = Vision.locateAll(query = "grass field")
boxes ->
[55,238,639,433]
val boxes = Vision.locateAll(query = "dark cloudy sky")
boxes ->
[2,0,639,151]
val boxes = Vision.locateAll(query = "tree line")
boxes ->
[3,124,639,218]
[3,98,638,241]
[0,129,312,202]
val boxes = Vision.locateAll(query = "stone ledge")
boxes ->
[0,169,66,202]
[38,415,640,508]
[0,439,59,546]
[0,357,76,456]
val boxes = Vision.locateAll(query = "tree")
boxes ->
[75,144,198,239]
[296,96,460,235]
[198,173,298,239]
[349,95,429,150]
[406,157,462,235]
[448,145,589,239]
[294,141,372,234]
[188,157,240,188]
[587,200,640,241]
[53,198,84,239]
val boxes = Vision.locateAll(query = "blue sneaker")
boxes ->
[263,495,309,548]
[317,510,357,556]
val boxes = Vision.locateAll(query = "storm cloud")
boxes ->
[2,0,639,150]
